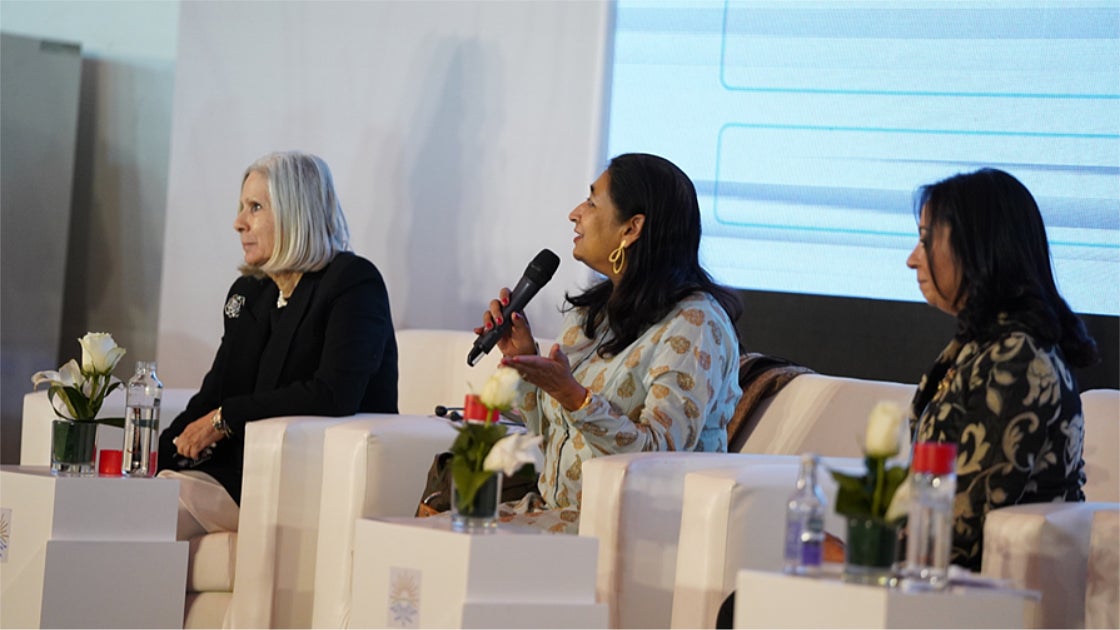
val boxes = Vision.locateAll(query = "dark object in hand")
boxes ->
[175,445,214,469]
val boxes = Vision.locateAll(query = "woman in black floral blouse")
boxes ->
[906,168,1099,571]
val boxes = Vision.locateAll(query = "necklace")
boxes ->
[272,272,303,309]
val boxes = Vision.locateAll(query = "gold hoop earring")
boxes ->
[609,239,627,275]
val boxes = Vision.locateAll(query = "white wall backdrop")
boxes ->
[157,1,610,387]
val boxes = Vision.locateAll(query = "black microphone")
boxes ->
[467,248,561,366]
[434,405,463,421]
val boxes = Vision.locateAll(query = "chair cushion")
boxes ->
[1086,507,1119,629]
[187,531,237,592]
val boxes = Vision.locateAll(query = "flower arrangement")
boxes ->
[32,332,127,426]
[449,367,542,520]
[830,401,910,523]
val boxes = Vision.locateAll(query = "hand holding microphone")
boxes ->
[468,249,560,366]
[475,288,537,357]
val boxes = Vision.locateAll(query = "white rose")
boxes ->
[864,401,904,458]
[479,366,520,411]
[79,332,126,374]
[483,432,543,477]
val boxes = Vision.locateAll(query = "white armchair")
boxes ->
[670,458,862,628]
[578,372,916,628]
[981,388,1120,629]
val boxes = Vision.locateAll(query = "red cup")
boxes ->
[98,449,123,476]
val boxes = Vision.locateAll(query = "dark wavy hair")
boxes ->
[566,153,742,358]
[917,168,1098,367]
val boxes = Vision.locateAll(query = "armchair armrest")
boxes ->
[311,414,457,629]
[982,501,1117,629]
[227,415,358,629]
[579,452,798,629]
[1087,506,1119,629]
[671,458,860,629]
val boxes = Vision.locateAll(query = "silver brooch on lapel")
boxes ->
[224,294,246,318]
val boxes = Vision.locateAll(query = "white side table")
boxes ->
[0,466,188,629]
[350,517,607,628]
[735,568,1034,629]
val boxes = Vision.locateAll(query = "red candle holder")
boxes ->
[463,394,499,423]
[98,449,123,476]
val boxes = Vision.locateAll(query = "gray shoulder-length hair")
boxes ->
[240,151,351,275]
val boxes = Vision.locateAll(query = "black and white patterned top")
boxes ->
[909,316,1086,571]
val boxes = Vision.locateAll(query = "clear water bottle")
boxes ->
[902,441,958,591]
[784,452,827,575]
[123,360,162,477]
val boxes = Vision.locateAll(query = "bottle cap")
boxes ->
[911,442,957,475]
[463,394,499,423]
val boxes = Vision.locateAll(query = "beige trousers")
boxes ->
[157,469,240,540]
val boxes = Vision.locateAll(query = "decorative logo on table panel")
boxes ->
[387,566,421,628]
[0,507,11,562]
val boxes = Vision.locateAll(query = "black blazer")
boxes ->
[158,252,398,502]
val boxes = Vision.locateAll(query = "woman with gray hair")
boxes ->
[157,151,398,538]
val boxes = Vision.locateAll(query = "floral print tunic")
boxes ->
[909,320,1086,571]
[516,292,741,512]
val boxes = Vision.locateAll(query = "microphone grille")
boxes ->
[525,249,561,284]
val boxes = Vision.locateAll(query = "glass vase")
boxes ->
[51,418,99,476]
[843,516,900,586]
[451,472,502,533]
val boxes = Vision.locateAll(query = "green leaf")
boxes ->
[829,469,864,491]
[92,417,125,429]
[449,423,506,467]
[449,454,496,513]
[830,469,873,518]
[47,385,81,420]
[879,465,909,520]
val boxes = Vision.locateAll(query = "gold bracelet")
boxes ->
[574,388,593,412]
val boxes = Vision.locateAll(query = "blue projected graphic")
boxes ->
[606,0,1120,315]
